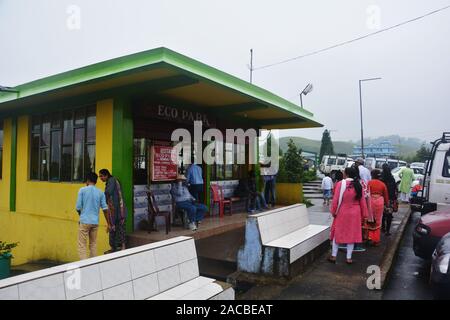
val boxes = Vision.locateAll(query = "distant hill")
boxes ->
[279,135,426,159]
[279,137,353,155]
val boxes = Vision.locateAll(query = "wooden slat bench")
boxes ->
[237,204,330,278]
[0,237,234,300]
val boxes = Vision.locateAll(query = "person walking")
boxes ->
[380,164,398,236]
[328,167,368,264]
[261,166,276,208]
[355,158,371,183]
[99,169,127,253]
[367,169,389,246]
[399,164,415,203]
[321,173,333,206]
[171,174,207,231]
[76,172,109,260]
[186,163,204,203]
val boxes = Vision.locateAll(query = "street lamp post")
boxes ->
[299,83,313,108]
[359,77,381,158]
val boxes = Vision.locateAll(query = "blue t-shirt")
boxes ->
[76,185,108,225]
[186,164,203,185]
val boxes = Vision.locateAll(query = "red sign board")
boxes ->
[150,145,178,181]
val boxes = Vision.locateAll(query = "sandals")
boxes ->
[327,256,337,264]
[346,259,353,265]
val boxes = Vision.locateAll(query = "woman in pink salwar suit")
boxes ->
[328,167,368,264]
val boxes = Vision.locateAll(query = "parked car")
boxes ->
[430,232,450,299]
[411,132,450,215]
[391,166,424,188]
[413,208,450,259]
[319,155,352,179]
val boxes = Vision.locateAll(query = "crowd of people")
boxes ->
[323,158,406,264]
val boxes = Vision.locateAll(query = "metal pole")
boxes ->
[358,77,381,159]
[300,93,303,108]
[250,49,253,84]
[359,80,364,158]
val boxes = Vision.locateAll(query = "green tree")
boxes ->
[414,143,431,162]
[283,139,304,183]
[319,129,335,161]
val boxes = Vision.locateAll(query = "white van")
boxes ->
[319,155,351,178]
[412,133,450,214]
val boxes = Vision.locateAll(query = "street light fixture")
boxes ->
[359,77,381,158]
[299,83,313,108]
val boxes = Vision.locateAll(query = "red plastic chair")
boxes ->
[210,184,232,217]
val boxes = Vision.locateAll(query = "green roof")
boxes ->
[0,47,322,129]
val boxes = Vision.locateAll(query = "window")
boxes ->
[443,151,450,178]
[211,142,245,181]
[0,121,3,179]
[327,157,336,166]
[30,106,96,182]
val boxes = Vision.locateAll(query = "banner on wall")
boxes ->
[150,145,178,181]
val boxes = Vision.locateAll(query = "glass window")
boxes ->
[41,115,51,147]
[30,133,40,180]
[63,111,73,145]
[74,108,85,127]
[30,105,95,182]
[50,131,61,181]
[85,144,95,176]
[443,151,450,178]
[73,128,84,182]
[61,146,72,182]
[40,148,50,181]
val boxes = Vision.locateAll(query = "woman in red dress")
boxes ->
[367,169,389,246]
[329,167,368,264]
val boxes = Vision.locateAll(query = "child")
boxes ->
[321,173,334,206]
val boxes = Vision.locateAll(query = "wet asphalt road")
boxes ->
[382,211,434,300]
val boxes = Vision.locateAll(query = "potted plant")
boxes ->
[0,241,19,280]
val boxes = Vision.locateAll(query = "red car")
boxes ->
[413,208,450,259]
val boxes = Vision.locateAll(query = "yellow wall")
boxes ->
[0,119,11,212]
[276,183,303,205]
[0,99,114,266]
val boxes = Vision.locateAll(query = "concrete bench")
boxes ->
[0,236,234,300]
[237,204,330,278]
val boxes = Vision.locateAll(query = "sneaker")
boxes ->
[189,222,197,231]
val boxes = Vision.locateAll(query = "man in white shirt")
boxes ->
[356,158,371,183]
[321,173,333,206]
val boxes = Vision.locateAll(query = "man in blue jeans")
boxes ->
[171,174,207,231]
[186,163,204,203]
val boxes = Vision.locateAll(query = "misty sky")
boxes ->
[1,0,449,143]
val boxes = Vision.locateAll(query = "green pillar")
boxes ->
[9,117,17,212]
[112,97,134,233]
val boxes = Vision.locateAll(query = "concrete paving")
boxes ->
[237,205,410,300]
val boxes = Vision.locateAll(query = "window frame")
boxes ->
[29,105,96,183]
[442,150,450,178]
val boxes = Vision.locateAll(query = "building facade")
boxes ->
[0,48,322,265]
[352,140,396,157]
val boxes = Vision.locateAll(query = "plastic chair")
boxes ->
[147,191,171,234]
[210,184,232,217]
